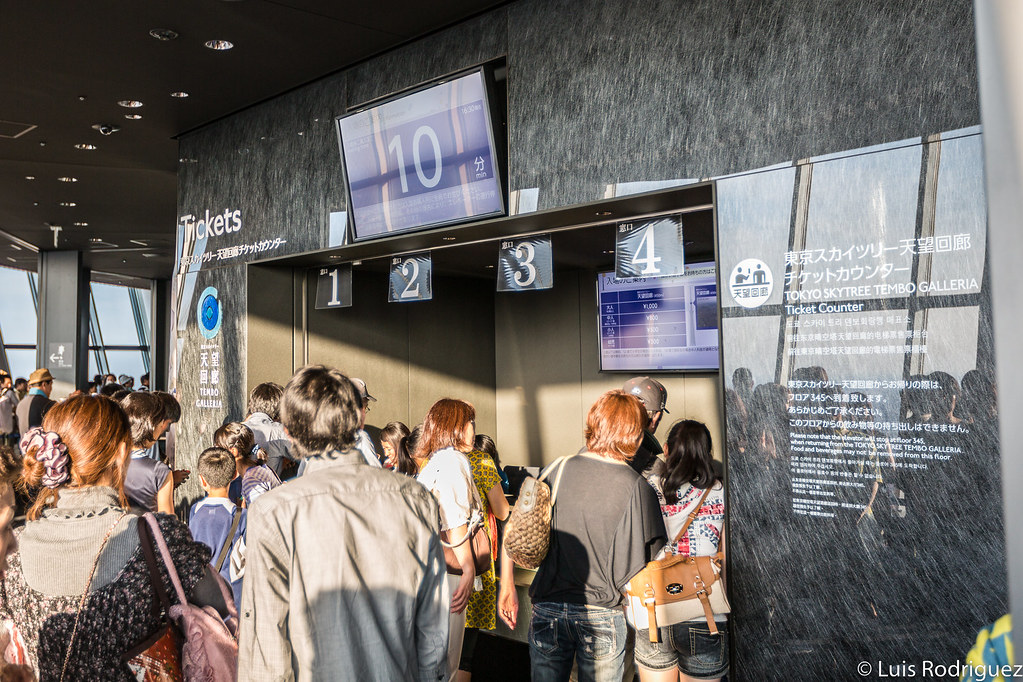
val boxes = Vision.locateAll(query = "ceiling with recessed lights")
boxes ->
[0,0,507,282]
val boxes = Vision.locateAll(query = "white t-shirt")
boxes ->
[416,447,473,531]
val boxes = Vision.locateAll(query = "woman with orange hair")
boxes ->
[415,398,481,681]
[500,390,666,682]
[0,396,227,680]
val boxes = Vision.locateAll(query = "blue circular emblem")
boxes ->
[197,286,222,339]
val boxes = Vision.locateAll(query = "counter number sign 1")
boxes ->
[497,234,553,291]
[315,264,353,309]
[388,251,433,302]
[615,214,685,279]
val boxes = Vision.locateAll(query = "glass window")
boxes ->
[5,349,37,382]
[100,350,147,384]
[91,283,143,346]
[0,265,37,345]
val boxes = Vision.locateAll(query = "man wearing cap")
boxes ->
[0,371,18,448]
[350,378,384,467]
[622,376,670,481]
[16,368,56,432]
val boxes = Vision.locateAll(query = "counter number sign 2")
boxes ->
[388,251,433,302]
[497,234,553,291]
[615,214,685,279]
[315,264,353,309]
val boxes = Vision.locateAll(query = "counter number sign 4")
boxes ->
[315,264,353,309]
[389,251,433,302]
[497,234,553,291]
[615,214,685,279]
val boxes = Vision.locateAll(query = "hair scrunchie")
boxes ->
[20,427,70,489]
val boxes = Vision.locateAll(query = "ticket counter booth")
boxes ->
[245,182,723,644]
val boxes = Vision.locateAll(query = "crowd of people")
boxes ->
[0,364,729,682]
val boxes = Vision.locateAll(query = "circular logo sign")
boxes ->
[197,286,222,339]
[728,258,773,308]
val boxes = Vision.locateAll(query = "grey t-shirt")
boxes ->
[124,451,171,512]
[529,454,667,609]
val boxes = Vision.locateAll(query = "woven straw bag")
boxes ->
[502,457,568,569]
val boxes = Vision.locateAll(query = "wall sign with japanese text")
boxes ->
[388,252,433,302]
[315,264,353,309]
[614,214,685,279]
[717,131,1004,679]
[497,234,553,291]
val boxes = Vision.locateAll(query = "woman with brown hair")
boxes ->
[0,396,227,680]
[499,390,666,682]
[414,398,481,681]
[214,421,281,506]
[121,391,188,514]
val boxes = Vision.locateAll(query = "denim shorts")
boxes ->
[634,620,729,679]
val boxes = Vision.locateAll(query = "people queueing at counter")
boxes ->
[0,362,994,680]
[0,368,733,681]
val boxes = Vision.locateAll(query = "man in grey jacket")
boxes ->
[238,365,450,682]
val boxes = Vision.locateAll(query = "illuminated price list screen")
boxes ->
[597,264,719,371]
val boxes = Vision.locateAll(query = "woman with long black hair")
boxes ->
[632,419,728,682]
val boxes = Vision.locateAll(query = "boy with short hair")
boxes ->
[189,446,246,607]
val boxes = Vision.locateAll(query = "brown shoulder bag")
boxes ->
[625,486,730,642]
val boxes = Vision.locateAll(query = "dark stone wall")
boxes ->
[173,1,982,674]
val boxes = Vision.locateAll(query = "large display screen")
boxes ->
[337,68,505,241]
[598,263,719,372]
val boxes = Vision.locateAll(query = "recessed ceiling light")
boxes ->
[170,91,189,98]
[74,143,97,150]
[178,157,198,163]
[124,114,143,120]
[142,253,159,258]
[73,221,88,227]
[149,28,179,41]
[485,265,495,269]
[24,176,35,180]
[329,255,343,260]
[58,202,77,207]
[57,176,78,183]
[89,238,103,243]
[596,210,613,216]
[442,237,456,241]
[117,100,144,108]
[130,239,148,246]
[77,95,87,102]
[204,40,234,50]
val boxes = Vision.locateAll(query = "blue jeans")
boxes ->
[529,602,627,682]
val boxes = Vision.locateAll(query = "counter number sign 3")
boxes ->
[388,251,433,302]
[497,234,553,291]
[615,214,685,279]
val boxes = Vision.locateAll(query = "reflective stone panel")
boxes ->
[718,129,1005,679]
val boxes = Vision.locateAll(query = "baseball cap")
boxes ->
[29,368,54,386]
[350,378,377,403]
[622,376,669,415]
